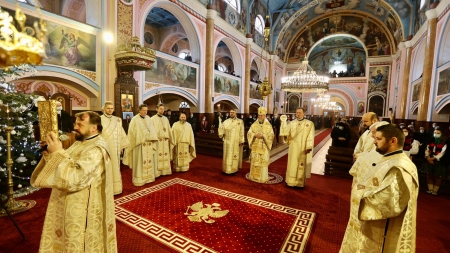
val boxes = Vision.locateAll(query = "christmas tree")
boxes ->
[0,64,41,195]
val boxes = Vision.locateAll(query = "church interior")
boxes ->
[1,0,450,252]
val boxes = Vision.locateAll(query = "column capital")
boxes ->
[246,34,253,44]
[206,8,217,19]
[425,9,438,20]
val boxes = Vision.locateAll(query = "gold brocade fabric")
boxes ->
[349,148,383,187]
[354,130,375,159]
[101,115,130,195]
[247,119,274,183]
[151,115,174,175]
[31,136,117,253]
[124,115,158,186]
[172,121,196,172]
[280,119,314,187]
[219,118,245,174]
[340,153,419,253]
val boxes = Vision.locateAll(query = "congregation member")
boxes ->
[172,112,196,172]
[353,112,379,160]
[428,122,438,135]
[330,121,351,147]
[280,107,314,187]
[101,101,130,195]
[420,126,447,195]
[187,112,197,136]
[55,100,74,133]
[123,104,158,186]
[340,124,418,253]
[218,108,245,174]
[414,126,430,158]
[151,103,174,175]
[32,111,117,252]
[402,127,419,158]
[271,114,281,145]
[247,107,274,183]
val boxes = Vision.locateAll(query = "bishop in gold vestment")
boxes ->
[280,107,314,187]
[101,101,130,195]
[123,104,158,186]
[247,107,274,183]
[31,112,117,253]
[218,109,244,174]
[151,104,174,175]
[340,124,418,253]
[172,113,196,172]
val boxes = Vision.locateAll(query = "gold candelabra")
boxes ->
[0,108,36,217]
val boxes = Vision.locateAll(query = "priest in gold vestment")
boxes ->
[349,121,389,187]
[101,101,130,195]
[172,112,196,172]
[123,104,158,186]
[151,104,174,175]
[247,107,274,183]
[280,107,314,187]
[218,108,245,174]
[31,111,117,253]
[353,112,379,160]
[340,124,419,253]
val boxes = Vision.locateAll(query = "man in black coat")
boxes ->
[271,114,281,145]
[56,101,73,133]
[331,121,351,147]
[187,113,197,136]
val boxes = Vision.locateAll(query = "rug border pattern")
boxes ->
[115,178,315,253]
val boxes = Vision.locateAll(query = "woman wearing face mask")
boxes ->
[420,126,447,195]
[331,121,351,147]
[402,127,419,158]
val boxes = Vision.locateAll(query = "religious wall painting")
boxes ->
[144,32,154,45]
[145,57,197,89]
[412,81,422,102]
[214,74,240,96]
[309,47,366,76]
[437,68,450,96]
[368,95,384,117]
[302,101,309,113]
[368,65,389,94]
[357,101,365,115]
[414,0,430,34]
[2,7,97,72]
[287,93,300,113]
[121,94,133,112]
[123,112,133,123]
[250,83,262,100]
[286,15,392,63]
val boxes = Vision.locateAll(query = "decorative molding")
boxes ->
[187,89,197,96]
[14,82,33,93]
[329,79,368,84]
[369,62,392,66]
[139,0,147,9]
[73,69,96,81]
[53,83,87,107]
[145,82,162,90]
[117,0,133,45]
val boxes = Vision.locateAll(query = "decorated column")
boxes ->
[417,8,438,121]
[244,34,252,114]
[204,6,216,114]
[267,54,274,114]
[399,41,412,119]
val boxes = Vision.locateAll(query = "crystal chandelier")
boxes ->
[281,61,329,93]
[0,4,47,68]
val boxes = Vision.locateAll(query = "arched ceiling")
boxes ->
[307,35,366,60]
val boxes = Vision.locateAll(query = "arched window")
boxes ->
[218,63,227,73]
[420,0,426,9]
[255,15,264,34]
[179,102,190,108]
[224,0,239,12]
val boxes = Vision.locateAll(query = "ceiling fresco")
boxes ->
[307,35,365,59]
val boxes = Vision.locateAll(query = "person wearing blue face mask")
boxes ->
[420,126,447,195]
[55,100,74,133]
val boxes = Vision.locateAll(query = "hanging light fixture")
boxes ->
[311,94,340,110]
[256,0,272,100]
[281,60,329,93]
[0,3,47,68]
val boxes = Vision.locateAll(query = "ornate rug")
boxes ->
[115,178,315,253]
[245,172,284,184]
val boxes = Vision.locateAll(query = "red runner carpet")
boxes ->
[116,179,314,252]
[1,128,450,252]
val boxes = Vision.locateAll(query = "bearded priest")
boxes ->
[218,108,245,174]
[247,106,274,183]
[172,112,196,172]
[280,107,314,187]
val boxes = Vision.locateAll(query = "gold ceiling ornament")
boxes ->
[0,2,47,68]
[184,201,229,224]
[281,61,329,93]
[115,36,156,71]
[257,2,272,100]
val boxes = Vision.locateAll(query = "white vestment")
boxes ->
[354,129,375,159]
[151,115,174,175]
[123,115,158,186]
[247,119,274,183]
[101,115,130,194]
[172,121,196,172]
[218,117,245,174]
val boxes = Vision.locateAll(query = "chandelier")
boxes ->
[281,61,329,93]
[256,1,272,100]
[0,4,46,68]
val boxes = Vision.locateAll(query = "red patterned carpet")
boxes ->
[1,129,450,252]
[115,179,314,253]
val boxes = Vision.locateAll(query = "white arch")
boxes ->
[410,38,426,82]
[215,37,243,76]
[250,55,267,78]
[140,2,201,63]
